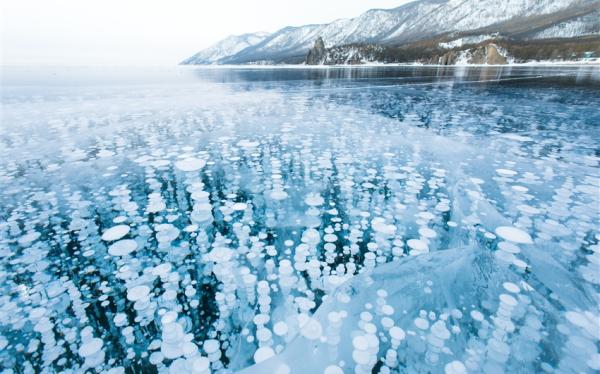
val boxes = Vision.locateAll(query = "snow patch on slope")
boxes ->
[530,9,600,39]
[439,34,499,49]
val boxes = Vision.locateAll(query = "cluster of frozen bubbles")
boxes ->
[0,76,599,374]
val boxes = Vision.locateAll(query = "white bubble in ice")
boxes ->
[516,204,540,215]
[498,242,520,254]
[564,311,596,336]
[273,322,289,336]
[414,317,429,330]
[418,212,436,221]
[206,246,234,263]
[175,157,206,172]
[300,318,322,340]
[18,231,41,246]
[512,185,529,192]
[108,239,138,256]
[502,282,520,294]
[153,263,173,277]
[237,139,259,149]
[352,336,369,350]
[418,227,437,239]
[101,225,130,241]
[270,189,288,200]
[113,216,127,223]
[352,349,371,365]
[444,360,467,374]
[203,339,220,354]
[127,285,150,302]
[499,294,518,307]
[78,338,103,357]
[407,239,429,252]
[372,218,396,235]
[254,346,275,363]
[324,365,344,374]
[495,226,533,244]
[470,310,484,321]
[389,326,406,341]
[305,193,325,207]
[191,356,210,372]
[232,202,248,211]
[496,169,517,177]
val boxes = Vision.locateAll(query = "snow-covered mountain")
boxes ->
[182,0,600,64]
[181,32,270,64]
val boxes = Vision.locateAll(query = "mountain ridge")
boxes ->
[182,0,600,65]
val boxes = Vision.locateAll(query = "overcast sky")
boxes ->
[1,0,412,66]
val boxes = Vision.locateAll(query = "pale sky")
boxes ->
[1,0,412,66]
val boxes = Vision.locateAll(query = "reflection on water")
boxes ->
[188,65,600,87]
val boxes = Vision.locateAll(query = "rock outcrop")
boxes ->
[485,44,508,64]
[433,43,508,65]
[437,50,458,65]
[306,37,326,65]
[470,44,508,64]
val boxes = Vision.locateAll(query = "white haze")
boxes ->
[1,0,413,66]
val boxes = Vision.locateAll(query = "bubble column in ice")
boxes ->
[159,310,199,364]
[304,192,325,228]
[33,316,60,369]
[267,158,288,203]
[293,243,309,274]
[482,293,518,373]
[154,263,182,312]
[78,326,105,369]
[255,321,274,350]
[557,310,600,372]
[511,302,543,366]
[462,308,488,371]
[371,217,397,263]
[352,332,378,374]
[206,239,238,330]
[579,237,600,285]
[323,226,338,267]
[126,280,156,329]
[203,338,222,370]
[186,175,213,230]
[384,326,406,370]
[278,259,296,296]
[65,279,89,325]
[300,227,323,290]
[324,311,346,360]
[403,310,431,371]
[155,223,181,257]
[425,319,451,365]
[256,280,272,316]
[349,306,381,374]
[241,269,257,306]
[232,219,252,257]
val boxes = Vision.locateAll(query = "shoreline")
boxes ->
[181,59,600,69]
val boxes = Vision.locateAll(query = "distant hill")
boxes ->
[181,32,270,65]
[182,0,600,65]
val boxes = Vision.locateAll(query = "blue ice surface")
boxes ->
[0,65,599,373]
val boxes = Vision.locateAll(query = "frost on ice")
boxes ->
[0,69,599,374]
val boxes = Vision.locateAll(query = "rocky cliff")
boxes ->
[301,36,600,65]
[306,37,327,65]
[434,44,508,65]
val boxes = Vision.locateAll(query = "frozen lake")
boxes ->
[1,66,599,373]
